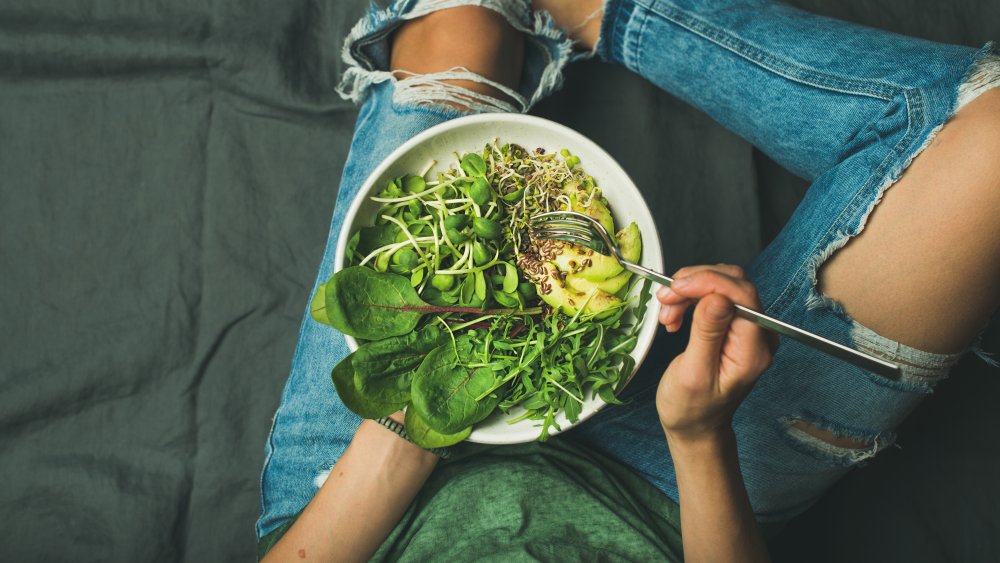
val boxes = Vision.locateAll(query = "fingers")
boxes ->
[656,264,756,332]
[684,293,735,369]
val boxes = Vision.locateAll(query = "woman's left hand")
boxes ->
[654,265,777,443]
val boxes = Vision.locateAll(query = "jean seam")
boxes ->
[626,2,649,73]
[602,0,634,67]
[636,0,900,101]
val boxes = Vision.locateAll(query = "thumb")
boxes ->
[685,293,735,368]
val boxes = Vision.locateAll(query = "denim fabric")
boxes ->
[576,0,996,523]
[258,0,998,538]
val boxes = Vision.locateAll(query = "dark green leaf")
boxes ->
[331,353,406,419]
[411,338,502,434]
[405,408,471,449]
[324,267,428,340]
[352,325,450,405]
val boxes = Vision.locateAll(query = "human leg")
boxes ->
[561,0,999,522]
[256,1,574,540]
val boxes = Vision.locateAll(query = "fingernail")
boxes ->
[656,287,672,300]
[672,277,690,289]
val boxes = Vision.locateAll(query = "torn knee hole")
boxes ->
[790,419,870,450]
[782,416,893,466]
[392,68,527,113]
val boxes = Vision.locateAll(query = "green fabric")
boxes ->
[258,439,683,562]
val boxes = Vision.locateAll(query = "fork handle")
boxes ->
[621,261,902,380]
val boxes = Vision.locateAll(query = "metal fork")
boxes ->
[530,211,902,380]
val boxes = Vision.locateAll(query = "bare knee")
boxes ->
[818,88,1000,354]
[789,419,873,451]
[389,6,524,110]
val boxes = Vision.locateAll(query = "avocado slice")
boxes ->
[555,222,642,283]
[566,269,631,295]
[615,222,642,262]
[553,243,624,281]
[563,181,615,235]
[533,262,623,317]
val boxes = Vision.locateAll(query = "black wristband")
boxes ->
[373,416,451,459]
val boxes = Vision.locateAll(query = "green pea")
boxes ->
[469,177,492,206]
[391,247,419,269]
[446,227,469,245]
[430,274,455,291]
[473,217,501,240]
[444,214,470,229]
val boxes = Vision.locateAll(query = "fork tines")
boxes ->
[529,211,609,253]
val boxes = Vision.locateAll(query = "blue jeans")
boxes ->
[257,0,999,539]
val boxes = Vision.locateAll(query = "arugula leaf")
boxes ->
[410,337,502,434]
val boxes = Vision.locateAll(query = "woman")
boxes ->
[257,1,1000,560]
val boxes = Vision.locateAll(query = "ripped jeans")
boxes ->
[257,0,1000,539]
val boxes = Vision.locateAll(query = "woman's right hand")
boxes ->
[654,265,776,443]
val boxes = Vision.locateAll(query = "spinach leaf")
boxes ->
[331,352,407,419]
[410,337,502,434]
[352,325,449,405]
[324,266,428,340]
[405,408,471,449]
[317,267,538,340]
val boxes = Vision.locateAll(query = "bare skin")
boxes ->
[531,0,603,49]
[655,269,775,563]
[819,89,1000,354]
[390,6,524,108]
[261,414,438,563]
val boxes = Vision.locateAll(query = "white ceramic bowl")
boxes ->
[334,113,663,444]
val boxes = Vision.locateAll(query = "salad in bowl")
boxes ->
[311,114,663,445]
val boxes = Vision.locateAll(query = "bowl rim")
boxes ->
[332,112,663,443]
